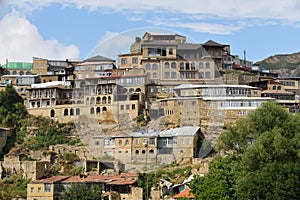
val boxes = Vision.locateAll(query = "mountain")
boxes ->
[256,52,300,77]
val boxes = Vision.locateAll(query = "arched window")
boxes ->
[76,108,80,115]
[142,150,146,154]
[50,109,55,117]
[70,108,74,116]
[108,96,111,104]
[149,150,154,154]
[164,62,169,69]
[64,109,68,116]
[13,71,17,75]
[191,62,196,70]
[96,107,101,113]
[277,86,281,90]
[205,62,210,69]
[135,150,139,154]
[171,62,176,69]
[26,71,31,75]
[19,71,24,75]
[136,88,141,93]
[272,86,276,90]
[102,96,107,104]
[102,107,107,112]
[86,97,89,105]
[96,97,101,104]
[180,62,184,70]
[145,63,151,70]
[185,62,190,70]
[90,107,95,114]
[199,62,203,69]
[90,97,95,105]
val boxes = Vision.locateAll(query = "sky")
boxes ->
[1,0,300,65]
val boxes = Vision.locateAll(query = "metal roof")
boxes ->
[2,62,32,70]
[159,126,200,137]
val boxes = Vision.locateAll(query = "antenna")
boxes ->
[243,50,246,67]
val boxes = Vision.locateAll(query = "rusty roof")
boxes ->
[33,176,69,183]
[107,179,136,185]
[61,175,120,183]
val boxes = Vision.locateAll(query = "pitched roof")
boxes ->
[33,176,69,183]
[61,175,120,183]
[84,55,114,62]
[106,179,136,185]
[173,188,195,199]
[203,40,224,47]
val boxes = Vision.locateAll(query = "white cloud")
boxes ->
[6,0,300,34]
[0,12,80,64]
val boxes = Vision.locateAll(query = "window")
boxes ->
[38,187,41,193]
[238,111,242,117]
[70,108,74,116]
[152,64,158,70]
[199,62,203,69]
[205,72,211,79]
[64,109,68,116]
[199,72,204,78]
[44,184,52,192]
[132,104,136,110]
[180,62,184,70]
[30,187,34,193]
[120,105,124,110]
[205,62,210,69]
[135,139,139,144]
[119,140,122,145]
[272,86,276,90]
[149,138,155,145]
[164,72,170,79]
[169,48,173,55]
[146,63,151,70]
[125,140,129,145]
[187,139,191,144]
[95,141,100,145]
[50,109,55,117]
[171,72,177,79]
[121,58,127,65]
[132,57,138,64]
[149,149,154,154]
[90,107,95,114]
[126,105,130,110]
[180,139,184,144]
[135,150,139,154]
[171,62,176,69]
[164,62,169,69]
[153,72,157,78]
[191,62,195,70]
[76,108,80,115]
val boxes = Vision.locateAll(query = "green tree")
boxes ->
[0,85,27,127]
[191,101,300,199]
[62,183,102,200]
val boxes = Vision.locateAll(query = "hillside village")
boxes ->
[0,32,300,199]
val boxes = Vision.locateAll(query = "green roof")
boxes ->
[2,62,32,70]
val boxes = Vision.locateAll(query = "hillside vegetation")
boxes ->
[257,52,300,76]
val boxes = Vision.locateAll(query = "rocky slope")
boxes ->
[256,52,300,77]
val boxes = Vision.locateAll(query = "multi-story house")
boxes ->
[27,173,141,200]
[119,32,222,104]
[249,78,297,106]
[88,126,203,166]
[148,84,273,142]
[32,57,78,83]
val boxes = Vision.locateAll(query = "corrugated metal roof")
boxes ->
[159,126,200,137]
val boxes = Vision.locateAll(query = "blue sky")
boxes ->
[1,0,300,64]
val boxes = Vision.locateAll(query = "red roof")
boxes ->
[173,188,195,199]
